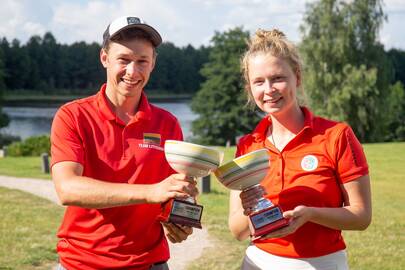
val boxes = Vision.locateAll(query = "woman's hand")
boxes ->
[259,205,312,239]
[240,185,267,215]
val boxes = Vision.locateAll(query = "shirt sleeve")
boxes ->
[50,106,85,168]
[334,125,369,184]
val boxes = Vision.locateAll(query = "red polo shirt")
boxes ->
[236,107,369,258]
[51,84,183,269]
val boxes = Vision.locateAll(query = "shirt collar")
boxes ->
[97,83,152,122]
[251,107,314,143]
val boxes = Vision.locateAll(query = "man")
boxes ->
[51,16,198,270]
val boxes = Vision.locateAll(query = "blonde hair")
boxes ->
[241,29,305,107]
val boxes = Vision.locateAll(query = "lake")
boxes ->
[1,102,197,140]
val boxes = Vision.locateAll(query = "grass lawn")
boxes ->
[0,157,51,179]
[0,142,404,269]
[0,187,63,269]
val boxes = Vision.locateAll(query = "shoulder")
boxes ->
[57,94,97,116]
[311,114,352,140]
[149,103,180,123]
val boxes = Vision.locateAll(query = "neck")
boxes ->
[105,85,142,123]
[267,105,305,151]
[270,105,304,135]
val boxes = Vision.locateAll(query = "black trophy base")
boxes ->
[158,198,203,229]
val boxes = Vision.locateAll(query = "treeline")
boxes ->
[0,32,209,95]
[191,0,405,144]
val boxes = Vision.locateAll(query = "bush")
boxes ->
[0,133,21,148]
[7,135,50,157]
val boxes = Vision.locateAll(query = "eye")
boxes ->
[117,58,130,64]
[253,79,264,85]
[273,76,285,82]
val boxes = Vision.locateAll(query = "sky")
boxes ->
[1,0,404,50]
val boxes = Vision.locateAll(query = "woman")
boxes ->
[228,29,371,270]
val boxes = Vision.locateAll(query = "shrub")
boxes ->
[7,135,50,157]
[0,133,21,148]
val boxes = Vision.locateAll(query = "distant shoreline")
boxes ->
[3,94,193,107]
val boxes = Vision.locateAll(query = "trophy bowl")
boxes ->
[159,140,222,228]
[214,149,270,190]
[164,140,222,177]
[214,148,289,239]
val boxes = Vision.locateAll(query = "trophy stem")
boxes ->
[244,184,274,212]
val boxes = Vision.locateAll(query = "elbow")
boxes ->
[228,220,249,241]
[359,214,372,230]
[54,179,78,206]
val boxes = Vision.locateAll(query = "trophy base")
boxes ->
[157,198,203,229]
[249,205,289,240]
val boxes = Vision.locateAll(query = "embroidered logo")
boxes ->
[140,133,164,151]
[301,155,318,171]
[143,133,161,146]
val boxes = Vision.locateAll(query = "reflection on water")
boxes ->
[1,102,197,140]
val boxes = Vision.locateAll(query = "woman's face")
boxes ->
[248,53,300,115]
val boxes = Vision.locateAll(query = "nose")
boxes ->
[126,62,138,77]
[263,80,275,95]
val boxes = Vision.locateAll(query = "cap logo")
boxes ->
[301,155,318,171]
[127,17,141,25]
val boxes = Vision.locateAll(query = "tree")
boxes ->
[190,27,261,145]
[0,45,9,129]
[300,0,395,142]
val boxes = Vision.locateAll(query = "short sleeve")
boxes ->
[334,125,369,184]
[50,106,85,168]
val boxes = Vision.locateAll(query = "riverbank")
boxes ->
[3,93,193,107]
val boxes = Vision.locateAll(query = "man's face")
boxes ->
[100,38,156,98]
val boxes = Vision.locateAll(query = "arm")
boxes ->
[262,175,372,239]
[52,161,198,209]
[228,190,251,241]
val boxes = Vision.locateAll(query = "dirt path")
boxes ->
[0,175,211,270]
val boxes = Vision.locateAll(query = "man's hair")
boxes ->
[103,28,157,57]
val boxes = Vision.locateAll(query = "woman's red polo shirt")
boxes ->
[236,107,369,258]
[51,84,182,269]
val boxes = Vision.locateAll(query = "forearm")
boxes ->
[308,205,371,231]
[229,210,251,241]
[229,190,251,240]
[55,175,154,208]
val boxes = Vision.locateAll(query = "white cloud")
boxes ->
[0,0,403,50]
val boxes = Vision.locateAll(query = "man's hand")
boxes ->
[162,222,193,243]
[147,174,199,204]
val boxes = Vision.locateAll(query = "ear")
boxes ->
[150,54,156,71]
[295,68,302,88]
[100,49,108,68]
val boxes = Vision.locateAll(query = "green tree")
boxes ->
[0,44,9,129]
[300,0,394,142]
[191,27,261,145]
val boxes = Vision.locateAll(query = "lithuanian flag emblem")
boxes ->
[143,133,161,145]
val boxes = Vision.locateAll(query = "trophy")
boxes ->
[214,149,288,239]
[158,140,222,228]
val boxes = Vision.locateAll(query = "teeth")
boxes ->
[122,79,139,85]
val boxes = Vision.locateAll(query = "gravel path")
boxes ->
[0,175,212,270]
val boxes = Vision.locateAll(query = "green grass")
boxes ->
[0,143,404,269]
[0,157,51,179]
[188,142,405,270]
[0,187,64,269]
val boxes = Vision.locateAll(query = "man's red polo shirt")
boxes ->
[51,84,182,269]
[236,107,369,258]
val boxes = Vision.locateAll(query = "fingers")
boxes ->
[162,222,192,243]
[170,174,199,197]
